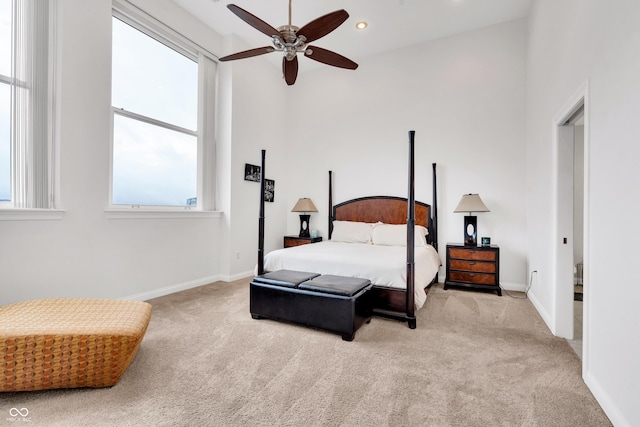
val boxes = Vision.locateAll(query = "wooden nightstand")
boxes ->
[444,243,501,296]
[283,235,323,248]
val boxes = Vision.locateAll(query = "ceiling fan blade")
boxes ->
[297,10,349,43]
[282,56,299,86]
[227,4,280,38]
[219,46,275,62]
[304,46,358,70]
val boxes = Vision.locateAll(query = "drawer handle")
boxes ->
[468,261,476,265]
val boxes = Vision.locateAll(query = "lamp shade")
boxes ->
[291,198,318,213]
[454,194,490,214]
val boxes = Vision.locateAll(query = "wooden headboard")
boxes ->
[330,196,433,243]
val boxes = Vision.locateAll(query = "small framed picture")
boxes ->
[264,179,275,202]
[244,164,261,182]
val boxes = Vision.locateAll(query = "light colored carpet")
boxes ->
[2,280,611,426]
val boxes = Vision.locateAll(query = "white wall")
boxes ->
[221,37,289,277]
[0,0,286,304]
[285,20,528,289]
[526,1,640,425]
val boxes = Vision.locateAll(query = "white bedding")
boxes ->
[260,241,441,310]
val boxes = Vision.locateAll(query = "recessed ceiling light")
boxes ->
[355,21,368,30]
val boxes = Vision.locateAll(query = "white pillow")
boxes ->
[331,221,372,243]
[371,223,429,247]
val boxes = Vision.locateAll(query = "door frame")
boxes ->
[552,80,590,370]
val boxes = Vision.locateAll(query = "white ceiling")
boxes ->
[172,0,531,70]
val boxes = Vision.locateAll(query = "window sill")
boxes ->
[0,208,66,221]
[105,208,223,219]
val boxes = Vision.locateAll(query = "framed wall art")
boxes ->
[264,179,275,202]
[244,164,260,182]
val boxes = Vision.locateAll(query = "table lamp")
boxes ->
[291,198,318,238]
[454,193,489,246]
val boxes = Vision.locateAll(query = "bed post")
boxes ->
[328,170,333,239]
[257,150,266,276]
[406,131,416,329]
[432,162,438,253]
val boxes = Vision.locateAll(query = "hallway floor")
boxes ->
[567,288,583,359]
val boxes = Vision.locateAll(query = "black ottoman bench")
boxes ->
[250,270,374,341]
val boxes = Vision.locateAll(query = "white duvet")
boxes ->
[260,241,441,310]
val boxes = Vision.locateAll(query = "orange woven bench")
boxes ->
[0,298,152,392]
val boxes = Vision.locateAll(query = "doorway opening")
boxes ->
[566,112,585,358]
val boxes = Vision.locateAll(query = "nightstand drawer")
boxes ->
[284,237,309,247]
[449,259,496,273]
[449,248,496,261]
[283,236,322,248]
[449,271,496,285]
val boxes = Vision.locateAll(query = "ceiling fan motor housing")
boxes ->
[275,25,308,60]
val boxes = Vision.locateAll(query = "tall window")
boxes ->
[0,0,10,203]
[111,9,215,209]
[0,0,57,209]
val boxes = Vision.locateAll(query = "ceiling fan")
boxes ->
[218,1,359,85]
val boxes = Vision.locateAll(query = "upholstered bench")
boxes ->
[0,298,152,392]
[250,270,373,341]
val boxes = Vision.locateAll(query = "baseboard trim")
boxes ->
[130,276,528,301]
[124,271,254,302]
[584,370,626,426]
[501,281,527,292]
[527,289,554,335]
[222,270,255,283]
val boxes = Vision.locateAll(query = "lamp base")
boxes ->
[463,215,477,246]
[298,214,311,238]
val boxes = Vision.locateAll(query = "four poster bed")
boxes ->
[255,131,439,329]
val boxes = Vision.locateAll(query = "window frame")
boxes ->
[0,75,11,209]
[0,0,63,220]
[0,0,12,208]
[108,4,218,217]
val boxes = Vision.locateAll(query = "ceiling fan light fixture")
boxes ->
[284,46,297,60]
[355,21,368,30]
